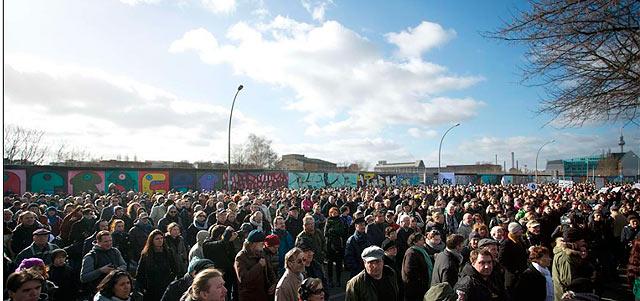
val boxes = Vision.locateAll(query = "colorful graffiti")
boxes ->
[480,174,499,185]
[4,170,26,195]
[139,171,169,195]
[105,170,139,192]
[68,171,105,195]
[358,173,376,186]
[170,171,196,192]
[29,170,66,195]
[222,172,289,190]
[196,172,220,192]
[455,175,478,185]
[397,174,421,186]
[289,172,357,189]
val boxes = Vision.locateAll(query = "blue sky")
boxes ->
[4,0,638,170]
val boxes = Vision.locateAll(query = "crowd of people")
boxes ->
[3,181,640,301]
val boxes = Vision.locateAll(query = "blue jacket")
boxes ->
[344,231,371,276]
[273,229,294,275]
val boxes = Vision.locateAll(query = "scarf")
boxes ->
[532,262,554,301]
[192,220,208,231]
[410,246,433,285]
[250,219,263,232]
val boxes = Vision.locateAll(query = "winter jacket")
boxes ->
[395,227,414,260]
[344,231,371,277]
[234,249,269,301]
[275,270,303,301]
[165,235,189,276]
[158,214,183,234]
[49,264,80,301]
[11,222,43,254]
[15,242,59,266]
[136,249,179,301]
[454,266,508,301]
[111,231,130,264]
[149,204,167,227]
[345,265,399,301]
[273,229,295,274]
[186,221,208,248]
[160,274,193,301]
[80,246,127,293]
[285,215,303,238]
[93,292,131,301]
[324,216,347,260]
[431,248,462,288]
[128,220,153,263]
[498,236,528,293]
[366,222,385,247]
[513,262,548,301]
[296,229,326,264]
[552,244,581,301]
[401,246,433,300]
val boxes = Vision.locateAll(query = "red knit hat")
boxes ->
[264,234,280,247]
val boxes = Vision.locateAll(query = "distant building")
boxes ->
[424,163,502,174]
[374,160,426,174]
[276,154,337,171]
[545,151,639,177]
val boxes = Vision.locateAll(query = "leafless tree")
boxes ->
[233,134,279,168]
[54,141,94,163]
[490,0,640,126]
[3,124,49,165]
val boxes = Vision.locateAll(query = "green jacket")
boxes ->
[296,230,326,264]
[346,265,398,301]
[551,243,581,301]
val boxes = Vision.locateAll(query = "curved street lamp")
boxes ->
[228,85,244,192]
[438,123,460,183]
[535,139,555,183]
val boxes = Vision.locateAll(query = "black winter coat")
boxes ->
[513,263,547,301]
[136,249,179,301]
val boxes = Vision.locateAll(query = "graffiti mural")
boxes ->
[139,171,169,195]
[68,170,105,195]
[289,172,357,189]
[28,170,66,195]
[4,170,26,195]
[222,172,288,190]
[170,171,196,192]
[397,174,421,186]
[480,174,499,185]
[357,173,376,187]
[105,170,139,192]
[196,172,221,192]
[455,175,478,185]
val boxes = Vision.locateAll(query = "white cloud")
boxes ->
[201,0,236,14]
[275,137,414,165]
[301,0,333,22]
[170,17,483,137]
[408,128,438,139]
[119,0,162,5]
[4,54,271,162]
[385,21,457,59]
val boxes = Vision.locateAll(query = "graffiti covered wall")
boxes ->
[289,172,357,189]
[105,170,139,192]
[4,170,26,195]
[139,171,169,195]
[223,172,289,190]
[68,170,105,194]
[28,170,67,195]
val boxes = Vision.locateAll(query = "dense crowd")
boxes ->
[3,182,640,301]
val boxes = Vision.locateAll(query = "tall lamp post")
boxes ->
[228,85,244,192]
[438,123,460,184]
[535,139,555,183]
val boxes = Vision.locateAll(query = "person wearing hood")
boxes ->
[203,226,238,301]
[189,230,209,261]
[186,211,208,248]
[128,212,153,267]
[80,231,127,295]
[161,259,215,301]
[45,207,62,237]
[158,205,183,233]
[93,269,134,301]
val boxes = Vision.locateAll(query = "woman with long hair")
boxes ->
[94,269,133,301]
[135,229,179,301]
[627,238,640,300]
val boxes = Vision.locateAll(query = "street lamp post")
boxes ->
[438,123,460,184]
[228,85,244,192]
[535,140,555,183]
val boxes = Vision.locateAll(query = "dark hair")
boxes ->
[408,233,425,246]
[299,277,323,300]
[446,234,465,249]
[141,229,165,256]
[6,269,44,293]
[96,230,111,242]
[470,248,493,264]
[96,269,132,298]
